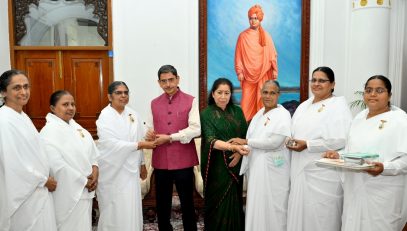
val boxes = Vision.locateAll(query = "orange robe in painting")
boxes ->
[235,28,278,121]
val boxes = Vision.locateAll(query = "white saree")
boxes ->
[40,113,99,231]
[96,105,145,231]
[287,96,352,231]
[0,106,57,231]
[341,107,407,231]
[241,105,291,231]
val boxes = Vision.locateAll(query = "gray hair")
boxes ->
[262,80,280,92]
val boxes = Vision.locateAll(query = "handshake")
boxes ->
[227,138,250,156]
[138,129,172,150]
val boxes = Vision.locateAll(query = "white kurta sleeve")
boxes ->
[100,135,138,153]
[97,116,138,154]
[248,134,287,150]
[145,105,154,131]
[382,153,407,175]
[97,120,140,169]
[136,119,145,165]
[170,98,201,144]
[91,142,99,167]
[306,138,346,153]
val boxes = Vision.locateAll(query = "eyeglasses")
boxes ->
[159,77,177,84]
[261,90,279,96]
[113,90,129,96]
[310,78,331,84]
[364,87,387,94]
[249,17,259,21]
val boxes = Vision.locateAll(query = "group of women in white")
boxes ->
[0,69,150,231]
[1,66,407,231]
[241,66,407,231]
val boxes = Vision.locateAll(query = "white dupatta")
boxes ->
[0,106,51,230]
[96,105,144,195]
[240,105,291,174]
[40,113,98,227]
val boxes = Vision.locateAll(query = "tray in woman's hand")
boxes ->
[315,158,375,170]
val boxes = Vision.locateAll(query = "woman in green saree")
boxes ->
[200,78,250,231]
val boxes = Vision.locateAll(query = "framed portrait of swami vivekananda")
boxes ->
[199,0,310,115]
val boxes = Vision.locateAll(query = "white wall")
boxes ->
[0,0,199,123]
[402,1,407,111]
[309,0,350,99]
[0,0,11,71]
[0,0,405,114]
[313,0,405,115]
[112,0,199,123]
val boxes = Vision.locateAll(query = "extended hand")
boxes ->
[45,176,57,192]
[234,145,250,156]
[139,141,156,149]
[365,162,384,176]
[145,129,156,141]
[154,134,171,146]
[228,153,242,167]
[227,138,247,145]
[286,139,307,152]
[323,150,340,159]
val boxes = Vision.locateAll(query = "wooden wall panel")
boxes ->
[15,51,62,128]
[64,51,109,135]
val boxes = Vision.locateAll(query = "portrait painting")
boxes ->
[199,0,310,115]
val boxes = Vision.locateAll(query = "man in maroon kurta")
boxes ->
[146,65,200,231]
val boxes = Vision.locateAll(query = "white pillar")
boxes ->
[309,0,326,72]
[402,1,407,111]
[388,0,406,107]
[346,0,391,113]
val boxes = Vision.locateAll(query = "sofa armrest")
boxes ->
[194,138,204,198]
[140,149,153,199]
[194,166,204,198]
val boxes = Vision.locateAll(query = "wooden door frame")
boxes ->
[7,0,113,83]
